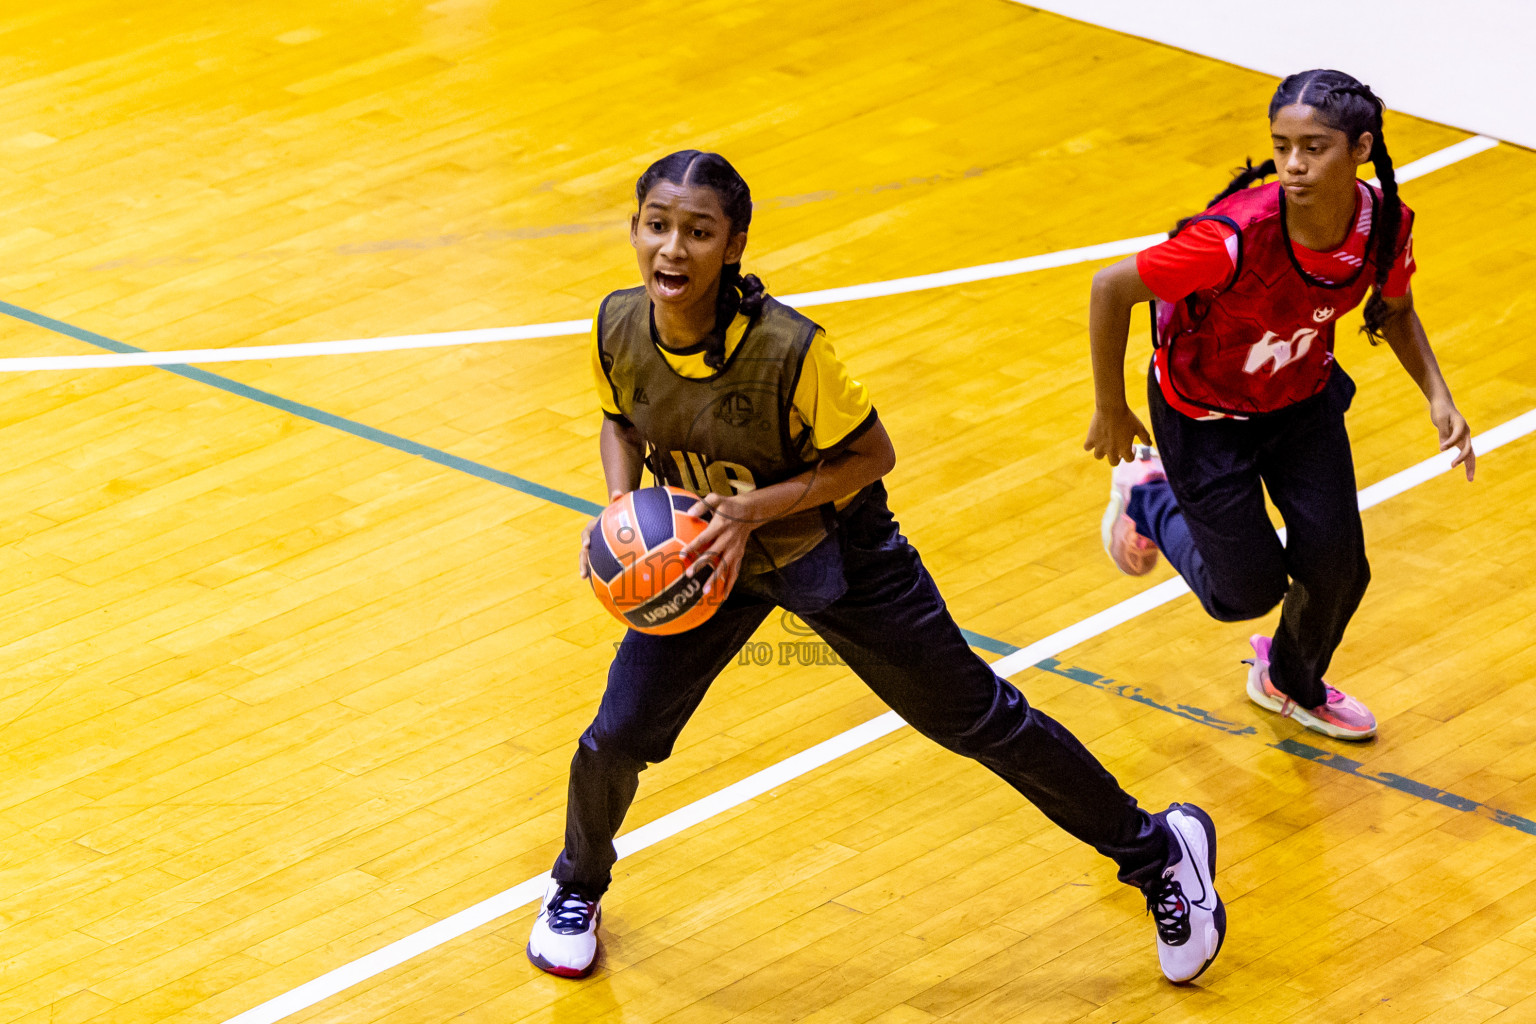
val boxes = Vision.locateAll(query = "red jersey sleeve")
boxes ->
[1135,219,1239,304]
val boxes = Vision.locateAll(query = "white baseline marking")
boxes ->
[1371,134,1498,185]
[217,132,1499,1024]
[0,137,1495,374]
[218,408,1534,1024]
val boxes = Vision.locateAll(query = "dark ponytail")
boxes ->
[635,150,769,369]
[1174,157,1277,234]
[709,264,768,368]
[1356,94,1399,342]
[1270,70,1402,342]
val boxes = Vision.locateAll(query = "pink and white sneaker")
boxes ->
[1243,635,1377,741]
[1102,444,1165,576]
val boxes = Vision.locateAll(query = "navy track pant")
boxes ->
[1128,366,1370,709]
[552,483,1174,896]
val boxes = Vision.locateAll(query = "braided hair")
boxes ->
[1172,156,1277,236]
[635,150,768,369]
[1183,70,1402,341]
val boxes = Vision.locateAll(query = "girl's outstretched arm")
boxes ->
[1378,291,1475,480]
[1087,256,1157,465]
[598,416,647,499]
[579,417,649,579]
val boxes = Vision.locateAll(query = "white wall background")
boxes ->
[1014,0,1535,149]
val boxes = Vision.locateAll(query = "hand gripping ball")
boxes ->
[588,486,725,635]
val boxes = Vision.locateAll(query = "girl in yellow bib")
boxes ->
[528,150,1226,986]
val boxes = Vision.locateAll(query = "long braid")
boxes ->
[703,265,767,369]
[1174,157,1277,234]
[1207,157,1278,209]
[707,263,741,370]
[1348,86,1400,342]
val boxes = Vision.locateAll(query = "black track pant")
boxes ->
[1128,367,1370,709]
[552,483,1174,896]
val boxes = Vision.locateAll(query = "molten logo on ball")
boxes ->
[587,486,731,635]
[633,566,713,628]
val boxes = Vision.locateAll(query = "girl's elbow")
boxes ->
[612,419,644,450]
[1090,265,1128,306]
[1091,260,1122,289]
[1090,265,1113,293]
[873,434,897,477]
[1091,257,1148,308]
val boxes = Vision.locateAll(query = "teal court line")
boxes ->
[0,300,604,518]
[1,297,1531,838]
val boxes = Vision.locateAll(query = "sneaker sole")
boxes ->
[526,905,601,979]
[1245,663,1376,742]
[527,942,597,979]
[1100,484,1128,563]
[1101,483,1157,576]
[1167,802,1226,984]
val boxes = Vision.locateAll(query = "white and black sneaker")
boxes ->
[527,878,602,978]
[1147,803,1226,983]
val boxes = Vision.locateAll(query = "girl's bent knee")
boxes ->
[1204,579,1287,622]
[578,725,669,769]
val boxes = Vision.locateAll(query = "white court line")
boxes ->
[0,136,1496,374]
[219,404,1532,1024]
[219,713,909,1024]
[216,132,1501,1024]
[1370,133,1498,184]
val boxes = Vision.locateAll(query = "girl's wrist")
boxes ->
[718,491,763,532]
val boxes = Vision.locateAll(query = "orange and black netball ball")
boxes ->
[588,486,723,635]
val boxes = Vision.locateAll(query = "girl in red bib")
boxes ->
[1084,69,1475,741]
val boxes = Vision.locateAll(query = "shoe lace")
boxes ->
[1147,873,1191,945]
[546,886,598,933]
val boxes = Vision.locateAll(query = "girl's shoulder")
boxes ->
[743,294,825,345]
[598,285,648,314]
[595,286,649,338]
[1205,180,1283,225]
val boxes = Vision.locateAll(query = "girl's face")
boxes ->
[1269,103,1374,209]
[631,181,748,312]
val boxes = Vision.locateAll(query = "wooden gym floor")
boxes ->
[1,1,1535,1022]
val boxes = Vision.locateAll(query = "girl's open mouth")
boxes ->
[653,270,689,297]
